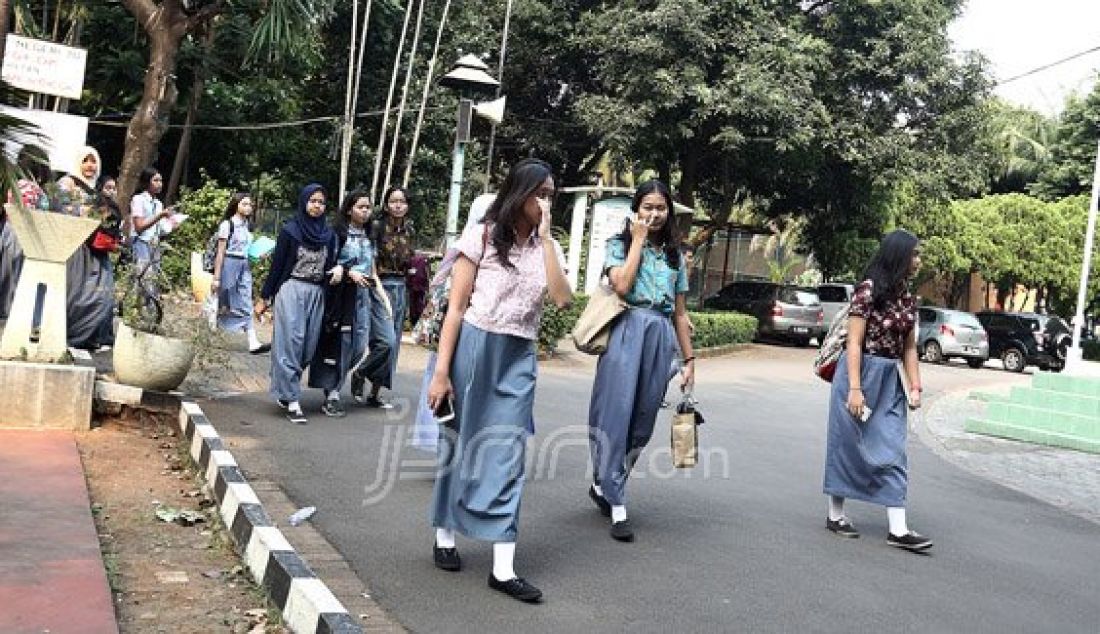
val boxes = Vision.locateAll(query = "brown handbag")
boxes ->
[572,283,628,355]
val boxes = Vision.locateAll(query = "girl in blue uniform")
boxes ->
[211,193,269,354]
[587,179,696,542]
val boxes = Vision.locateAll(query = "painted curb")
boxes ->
[178,401,363,634]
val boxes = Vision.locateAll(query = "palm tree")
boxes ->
[751,218,805,284]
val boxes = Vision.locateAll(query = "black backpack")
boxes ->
[202,220,235,273]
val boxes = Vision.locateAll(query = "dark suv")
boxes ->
[703,281,824,346]
[975,311,1071,373]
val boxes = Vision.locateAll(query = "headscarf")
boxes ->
[70,145,102,190]
[284,183,334,248]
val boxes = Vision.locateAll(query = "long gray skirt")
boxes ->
[588,307,679,506]
[216,256,254,333]
[0,221,23,319]
[269,280,324,403]
[823,352,909,507]
[66,245,114,349]
[429,321,536,542]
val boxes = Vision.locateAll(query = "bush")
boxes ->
[1083,340,1100,362]
[536,293,757,354]
[688,311,758,347]
[160,178,233,290]
[538,293,588,354]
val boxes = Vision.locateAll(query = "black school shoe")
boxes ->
[286,404,308,424]
[887,531,933,552]
[588,486,611,517]
[826,516,860,538]
[249,343,271,355]
[488,574,543,603]
[433,546,461,572]
[610,519,634,542]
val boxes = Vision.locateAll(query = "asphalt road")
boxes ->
[202,345,1100,633]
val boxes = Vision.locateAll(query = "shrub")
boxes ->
[160,177,233,290]
[1083,340,1100,362]
[538,293,588,354]
[688,311,758,347]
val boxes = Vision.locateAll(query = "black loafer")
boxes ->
[488,574,542,603]
[826,516,860,539]
[610,519,634,542]
[588,486,611,517]
[433,545,461,571]
[249,343,271,355]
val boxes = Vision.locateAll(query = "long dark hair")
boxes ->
[335,188,371,240]
[222,192,254,229]
[371,186,410,244]
[617,179,681,269]
[862,229,919,309]
[481,158,554,269]
[137,167,160,194]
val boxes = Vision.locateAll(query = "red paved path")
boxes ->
[0,430,117,634]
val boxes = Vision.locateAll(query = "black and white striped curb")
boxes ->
[179,401,363,634]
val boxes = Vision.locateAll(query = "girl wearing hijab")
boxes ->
[211,192,270,354]
[59,146,116,350]
[586,180,695,542]
[259,183,343,424]
[822,230,930,552]
[426,159,572,603]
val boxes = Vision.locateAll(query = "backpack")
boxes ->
[813,302,852,382]
[202,221,235,273]
[410,225,488,350]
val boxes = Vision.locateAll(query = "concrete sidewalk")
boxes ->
[0,430,117,634]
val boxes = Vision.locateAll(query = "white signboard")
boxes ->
[0,106,89,174]
[584,197,633,294]
[1,34,88,100]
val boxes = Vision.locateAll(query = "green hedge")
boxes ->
[1084,340,1100,362]
[537,293,757,354]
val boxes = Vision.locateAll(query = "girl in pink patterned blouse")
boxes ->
[823,230,930,552]
[426,159,572,603]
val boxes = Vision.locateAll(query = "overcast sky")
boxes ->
[950,0,1100,114]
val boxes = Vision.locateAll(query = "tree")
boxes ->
[1032,81,1100,200]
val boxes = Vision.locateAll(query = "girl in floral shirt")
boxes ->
[822,229,930,552]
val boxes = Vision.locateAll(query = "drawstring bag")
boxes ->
[671,388,704,469]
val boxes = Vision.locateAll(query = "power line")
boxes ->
[995,44,1100,87]
[88,105,448,131]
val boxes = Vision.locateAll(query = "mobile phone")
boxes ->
[434,397,455,423]
[859,406,873,423]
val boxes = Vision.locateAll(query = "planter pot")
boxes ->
[113,322,196,392]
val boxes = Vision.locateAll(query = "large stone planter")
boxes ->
[113,322,196,392]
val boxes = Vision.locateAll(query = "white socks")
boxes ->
[611,505,627,523]
[435,528,455,549]
[492,542,516,581]
[247,326,262,350]
[828,496,845,521]
[288,400,302,413]
[326,390,340,402]
[593,484,604,497]
[887,507,909,536]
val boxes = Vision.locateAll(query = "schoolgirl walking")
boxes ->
[586,179,696,542]
[210,192,270,354]
[259,184,343,424]
[426,159,572,603]
[822,229,931,551]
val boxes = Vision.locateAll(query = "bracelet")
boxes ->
[849,387,862,392]
[683,356,696,364]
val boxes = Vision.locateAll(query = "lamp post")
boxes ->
[1065,139,1100,375]
[439,54,499,248]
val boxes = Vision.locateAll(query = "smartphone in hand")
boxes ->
[434,396,456,423]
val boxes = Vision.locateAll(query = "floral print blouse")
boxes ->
[849,279,916,359]
[375,219,415,277]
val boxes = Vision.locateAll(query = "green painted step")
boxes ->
[965,417,1100,454]
[969,391,1009,403]
[985,401,1100,438]
[1008,386,1100,418]
[1032,373,1100,398]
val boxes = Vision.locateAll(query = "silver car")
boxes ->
[817,283,855,326]
[917,307,990,368]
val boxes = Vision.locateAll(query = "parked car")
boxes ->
[917,307,989,368]
[975,311,1072,373]
[817,282,855,325]
[703,281,824,346]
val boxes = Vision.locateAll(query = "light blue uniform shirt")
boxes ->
[604,236,688,315]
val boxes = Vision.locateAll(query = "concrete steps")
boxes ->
[965,373,1100,454]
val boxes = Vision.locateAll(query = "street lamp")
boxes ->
[439,54,500,248]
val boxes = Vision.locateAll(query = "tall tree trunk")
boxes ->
[0,0,12,62]
[117,0,211,207]
[166,26,214,204]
